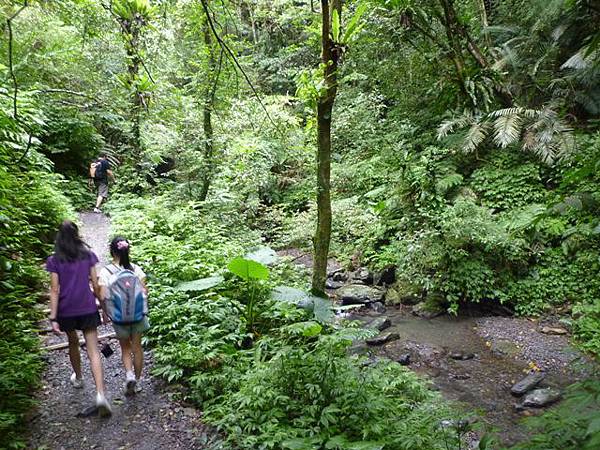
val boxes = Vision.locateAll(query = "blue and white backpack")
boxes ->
[105,264,147,324]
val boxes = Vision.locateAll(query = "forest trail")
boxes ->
[27,213,208,450]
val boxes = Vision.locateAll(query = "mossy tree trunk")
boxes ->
[312,0,342,296]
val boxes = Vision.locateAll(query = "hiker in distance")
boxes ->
[89,152,114,213]
[47,220,112,417]
[99,237,149,396]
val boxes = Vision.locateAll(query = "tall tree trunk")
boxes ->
[199,22,216,201]
[125,25,142,157]
[312,0,342,296]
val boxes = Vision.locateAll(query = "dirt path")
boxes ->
[28,213,209,450]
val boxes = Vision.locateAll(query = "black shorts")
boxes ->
[58,312,101,332]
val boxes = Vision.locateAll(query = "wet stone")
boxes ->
[366,316,391,331]
[511,371,546,396]
[370,301,386,313]
[366,332,400,346]
[352,268,373,285]
[449,351,475,360]
[337,284,385,305]
[325,279,344,289]
[521,388,561,408]
[397,353,411,366]
[332,271,348,282]
[412,302,444,319]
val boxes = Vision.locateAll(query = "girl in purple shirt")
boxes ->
[47,220,112,417]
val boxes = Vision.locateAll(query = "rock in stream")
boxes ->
[511,371,546,396]
[337,284,385,305]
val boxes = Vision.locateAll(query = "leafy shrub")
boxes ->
[0,116,74,447]
[108,193,462,449]
[206,332,455,450]
[508,379,600,450]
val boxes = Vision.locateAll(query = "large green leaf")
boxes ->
[312,297,335,323]
[228,257,269,281]
[175,275,224,292]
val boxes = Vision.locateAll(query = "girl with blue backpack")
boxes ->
[99,237,149,396]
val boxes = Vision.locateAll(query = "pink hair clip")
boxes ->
[117,240,129,250]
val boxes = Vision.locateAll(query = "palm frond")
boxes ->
[462,121,489,153]
[493,113,522,148]
[437,113,474,139]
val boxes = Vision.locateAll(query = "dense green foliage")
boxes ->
[1,0,599,447]
[107,195,460,449]
[0,89,73,446]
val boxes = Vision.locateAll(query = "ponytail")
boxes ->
[109,236,133,270]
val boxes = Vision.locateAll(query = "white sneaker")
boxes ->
[96,392,112,418]
[93,207,102,213]
[70,373,84,389]
[124,371,137,396]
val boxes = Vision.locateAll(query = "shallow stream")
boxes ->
[351,307,594,446]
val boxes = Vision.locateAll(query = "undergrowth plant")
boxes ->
[108,194,464,449]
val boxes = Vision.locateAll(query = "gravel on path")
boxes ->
[27,212,211,450]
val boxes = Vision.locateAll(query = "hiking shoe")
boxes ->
[96,393,112,418]
[134,378,142,393]
[124,371,137,396]
[93,207,102,213]
[70,373,84,389]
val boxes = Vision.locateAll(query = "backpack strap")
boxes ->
[105,263,120,276]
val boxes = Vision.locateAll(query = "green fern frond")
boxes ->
[462,121,489,153]
[493,113,522,148]
[437,113,474,139]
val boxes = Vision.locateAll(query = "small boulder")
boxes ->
[397,353,411,366]
[374,266,396,286]
[412,302,444,319]
[385,280,421,305]
[491,339,521,357]
[366,332,399,346]
[337,284,385,305]
[367,316,391,331]
[370,301,386,313]
[331,270,348,282]
[511,371,546,396]
[521,388,561,408]
[352,268,373,285]
[325,279,344,289]
[449,351,475,361]
[540,326,568,335]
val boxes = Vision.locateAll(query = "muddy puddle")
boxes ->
[349,307,595,446]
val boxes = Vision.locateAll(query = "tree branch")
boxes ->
[6,1,28,119]
[200,0,284,137]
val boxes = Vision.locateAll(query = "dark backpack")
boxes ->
[93,159,107,180]
[104,264,147,324]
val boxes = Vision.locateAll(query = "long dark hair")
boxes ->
[110,236,133,270]
[54,220,91,262]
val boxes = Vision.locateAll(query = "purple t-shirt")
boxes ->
[46,252,99,318]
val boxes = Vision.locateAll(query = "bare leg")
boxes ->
[66,331,82,379]
[130,334,144,379]
[95,195,103,209]
[119,337,134,374]
[82,328,105,395]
